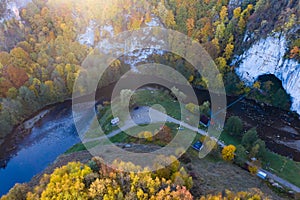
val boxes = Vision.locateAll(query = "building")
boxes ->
[200,115,210,127]
[192,141,203,151]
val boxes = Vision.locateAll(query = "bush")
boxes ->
[1,184,30,200]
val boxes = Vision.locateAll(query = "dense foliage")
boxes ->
[0,0,298,142]
[1,157,269,200]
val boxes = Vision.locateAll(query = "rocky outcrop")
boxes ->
[235,34,300,114]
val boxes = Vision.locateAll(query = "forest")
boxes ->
[0,0,298,140]
[1,156,269,199]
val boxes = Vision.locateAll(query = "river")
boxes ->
[0,82,115,196]
[1,76,300,196]
[0,103,80,195]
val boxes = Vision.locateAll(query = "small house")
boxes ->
[200,115,210,127]
[192,141,203,151]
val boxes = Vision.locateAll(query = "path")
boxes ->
[83,106,300,193]
[261,169,300,193]
[83,106,209,143]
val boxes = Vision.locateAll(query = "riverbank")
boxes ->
[0,82,117,169]
[1,77,300,170]
[1,84,300,197]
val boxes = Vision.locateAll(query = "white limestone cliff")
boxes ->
[235,34,300,113]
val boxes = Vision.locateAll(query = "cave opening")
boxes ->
[251,74,291,110]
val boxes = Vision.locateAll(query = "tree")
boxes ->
[248,164,258,175]
[242,128,258,150]
[223,43,234,60]
[199,101,210,116]
[235,145,247,166]
[222,145,236,161]
[290,46,300,59]
[6,87,18,99]
[215,57,228,73]
[215,22,226,40]
[155,186,193,200]
[171,167,193,190]
[219,6,228,22]
[185,102,198,114]
[153,125,172,143]
[165,10,176,28]
[143,131,153,142]
[223,116,243,137]
[186,18,195,36]
[238,17,246,33]
[171,87,186,102]
[37,162,92,200]
[4,65,29,88]
[251,139,266,159]
[233,7,242,19]
[272,88,290,109]
[253,81,261,89]
[176,6,188,33]
[0,183,30,200]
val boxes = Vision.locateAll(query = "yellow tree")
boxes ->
[238,17,246,33]
[219,6,228,22]
[224,43,234,60]
[233,7,242,19]
[222,145,236,161]
[143,131,153,142]
[253,81,261,89]
[39,162,92,200]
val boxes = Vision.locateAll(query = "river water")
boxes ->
[0,82,115,196]
[0,75,300,196]
[0,103,80,195]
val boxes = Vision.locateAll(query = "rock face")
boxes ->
[0,0,32,22]
[235,34,300,114]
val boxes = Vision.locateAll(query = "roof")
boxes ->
[192,141,203,151]
[200,115,210,125]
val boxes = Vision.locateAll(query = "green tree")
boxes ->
[223,116,243,137]
[6,87,18,99]
[185,102,198,114]
[242,128,258,150]
[272,88,290,109]
[235,144,247,166]
[199,101,210,116]
[251,139,267,159]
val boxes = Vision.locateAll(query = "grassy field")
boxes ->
[220,131,300,187]
[262,151,300,187]
[65,140,99,154]
[132,89,182,120]
[68,88,300,189]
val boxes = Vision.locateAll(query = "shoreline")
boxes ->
[1,79,300,168]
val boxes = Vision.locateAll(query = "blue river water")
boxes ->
[0,103,81,196]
